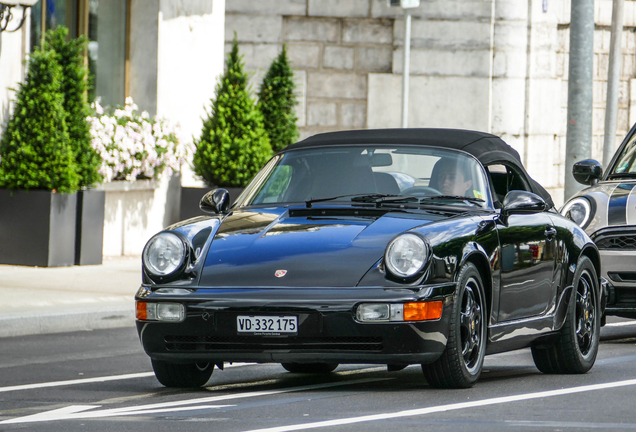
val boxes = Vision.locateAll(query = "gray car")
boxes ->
[563,123,636,319]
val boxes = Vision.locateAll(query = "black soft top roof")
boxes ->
[288,128,554,207]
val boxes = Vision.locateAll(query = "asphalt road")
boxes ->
[1,320,636,432]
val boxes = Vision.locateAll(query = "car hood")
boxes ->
[199,207,441,287]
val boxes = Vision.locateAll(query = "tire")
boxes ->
[151,359,214,388]
[422,262,487,388]
[281,363,338,373]
[532,256,600,374]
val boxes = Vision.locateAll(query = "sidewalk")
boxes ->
[0,256,141,338]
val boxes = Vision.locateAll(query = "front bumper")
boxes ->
[598,249,636,318]
[136,284,455,365]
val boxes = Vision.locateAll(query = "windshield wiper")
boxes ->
[305,193,395,208]
[607,172,636,179]
[418,195,485,205]
[351,194,419,206]
[305,193,484,209]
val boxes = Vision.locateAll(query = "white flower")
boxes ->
[87,97,193,182]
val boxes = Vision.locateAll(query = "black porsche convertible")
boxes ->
[136,129,603,389]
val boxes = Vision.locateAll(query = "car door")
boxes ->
[488,164,558,322]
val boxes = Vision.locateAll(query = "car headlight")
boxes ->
[143,232,187,277]
[385,233,429,279]
[561,197,592,228]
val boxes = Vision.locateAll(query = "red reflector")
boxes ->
[404,301,443,321]
[136,301,147,320]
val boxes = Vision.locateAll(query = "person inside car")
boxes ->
[432,158,474,196]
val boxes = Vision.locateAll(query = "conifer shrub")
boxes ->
[193,34,272,188]
[0,49,79,193]
[45,26,102,188]
[258,44,299,153]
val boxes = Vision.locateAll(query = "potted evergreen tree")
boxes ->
[258,44,299,153]
[194,35,272,188]
[187,34,272,220]
[0,48,79,267]
[46,26,105,265]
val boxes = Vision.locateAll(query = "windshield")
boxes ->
[238,145,493,208]
[609,134,636,178]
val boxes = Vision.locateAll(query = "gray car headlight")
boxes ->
[561,197,591,228]
[143,232,187,277]
[385,233,429,279]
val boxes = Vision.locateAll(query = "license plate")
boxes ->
[236,315,298,335]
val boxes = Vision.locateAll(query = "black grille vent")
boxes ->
[594,235,636,250]
[164,335,383,352]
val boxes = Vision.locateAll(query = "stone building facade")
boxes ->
[0,0,226,257]
[225,0,636,205]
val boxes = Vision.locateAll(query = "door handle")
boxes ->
[545,226,557,241]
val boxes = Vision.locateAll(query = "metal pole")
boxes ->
[487,0,496,134]
[401,8,412,128]
[564,0,595,199]
[603,0,624,167]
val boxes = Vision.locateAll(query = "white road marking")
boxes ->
[606,321,636,327]
[0,372,155,394]
[243,377,636,432]
[0,362,252,394]
[0,377,389,424]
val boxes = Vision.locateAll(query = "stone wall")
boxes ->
[225,0,636,206]
[0,10,30,137]
[98,176,181,257]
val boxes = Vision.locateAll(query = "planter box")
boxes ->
[97,175,181,256]
[75,189,105,266]
[0,189,77,267]
[180,186,244,221]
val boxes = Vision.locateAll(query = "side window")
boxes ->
[486,164,531,204]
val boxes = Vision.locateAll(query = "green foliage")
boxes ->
[45,26,102,187]
[258,44,299,153]
[0,49,79,193]
[193,34,272,188]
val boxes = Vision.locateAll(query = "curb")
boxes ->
[0,308,135,338]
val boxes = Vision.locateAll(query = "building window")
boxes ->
[29,0,128,107]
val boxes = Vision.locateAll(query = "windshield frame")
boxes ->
[233,144,496,210]
[606,124,636,180]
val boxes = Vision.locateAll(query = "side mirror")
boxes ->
[200,188,230,214]
[502,190,548,216]
[573,159,603,186]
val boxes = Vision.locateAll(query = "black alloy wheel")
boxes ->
[531,255,600,374]
[460,280,484,373]
[422,262,487,388]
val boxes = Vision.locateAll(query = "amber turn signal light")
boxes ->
[403,301,443,321]
[136,301,147,320]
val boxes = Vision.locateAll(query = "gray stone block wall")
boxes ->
[225,14,283,43]
[308,0,370,18]
[324,46,355,70]
[225,0,395,136]
[222,0,636,205]
[226,0,306,15]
